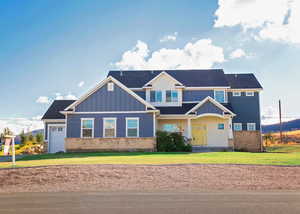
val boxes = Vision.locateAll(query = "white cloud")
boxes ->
[229,48,246,59]
[115,39,225,70]
[160,32,178,42]
[36,96,50,104]
[55,93,77,100]
[262,106,295,125]
[0,116,44,135]
[78,81,85,87]
[214,0,300,44]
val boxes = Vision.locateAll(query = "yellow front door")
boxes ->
[192,125,207,146]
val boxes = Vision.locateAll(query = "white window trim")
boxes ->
[233,123,242,131]
[233,91,241,96]
[214,90,227,103]
[103,117,117,138]
[150,90,163,103]
[246,91,254,96]
[81,118,94,138]
[247,123,256,131]
[166,90,179,103]
[107,82,114,91]
[126,117,139,138]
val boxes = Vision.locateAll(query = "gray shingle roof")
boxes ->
[108,69,230,88]
[225,73,263,89]
[42,100,76,120]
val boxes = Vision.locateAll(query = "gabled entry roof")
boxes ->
[185,96,236,116]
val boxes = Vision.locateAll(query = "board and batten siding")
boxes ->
[228,92,261,131]
[75,83,146,112]
[182,90,214,102]
[67,113,154,138]
[195,101,223,115]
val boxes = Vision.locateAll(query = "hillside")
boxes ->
[262,119,300,133]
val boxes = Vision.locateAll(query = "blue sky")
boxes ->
[1,0,300,133]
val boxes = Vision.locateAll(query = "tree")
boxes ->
[35,133,43,143]
[263,133,274,147]
[28,134,34,142]
[20,130,28,145]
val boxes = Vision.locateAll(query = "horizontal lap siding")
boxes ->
[75,83,145,112]
[196,101,223,115]
[67,113,154,138]
[183,90,214,102]
[228,92,261,130]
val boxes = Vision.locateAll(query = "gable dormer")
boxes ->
[144,72,184,107]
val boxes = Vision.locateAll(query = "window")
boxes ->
[126,118,139,137]
[81,119,94,138]
[247,123,256,131]
[150,90,162,102]
[107,82,114,91]
[218,123,225,130]
[162,124,179,132]
[166,90,178,102]
[57,127,63,132]
[103,118,116,137]
[246,91,254,96]
[233,91,241,96]
[214,90,226,103]
[233,123,242,131]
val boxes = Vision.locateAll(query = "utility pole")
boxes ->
[279,100,283,144]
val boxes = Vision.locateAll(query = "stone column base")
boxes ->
[233,131,262,152]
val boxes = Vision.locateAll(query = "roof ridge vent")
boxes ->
[235,74,238,78]
[120,71,123,76]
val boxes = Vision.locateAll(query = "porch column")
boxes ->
[187,118,192,139]
[228,117,233,139]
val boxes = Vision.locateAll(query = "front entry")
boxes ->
[49,125,65,153]
[191,125,207,146]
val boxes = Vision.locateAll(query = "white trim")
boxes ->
[42,119,65,123]
[182,101,199,104]
[103,117,117,138]
[194,113,228,119]
[125,117,139,138]
[153,112,156,137]
[65,76,156,111]
[228,88,262,92]
[47,124,66,153]
[232,91,241,96]
[233,123,242,131]
[247,123,256,131]
[129,88,144,91]
[185,96,235,116]
[143,71,184,88]
[185,86,230,90]
[214,90,227,103]
[60,110,159,115]
[245,91,255,96]
[80,118,94,138]
[157,115,195,119]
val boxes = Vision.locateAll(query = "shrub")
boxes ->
[156,131,192,152]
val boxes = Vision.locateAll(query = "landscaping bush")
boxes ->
[156,131,192,152]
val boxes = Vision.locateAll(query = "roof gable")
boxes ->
[65,76,156,111]
[143,71,183,87]
[185,96,235,116]
[42,100,76,120]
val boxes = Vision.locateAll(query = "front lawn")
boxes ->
[1,151,300,168]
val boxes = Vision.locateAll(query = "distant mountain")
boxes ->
[262,119,300,133]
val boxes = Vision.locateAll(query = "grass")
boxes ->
[1,149,300,168]
[265,144,300,153]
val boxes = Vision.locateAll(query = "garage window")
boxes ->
[81,118,94,138]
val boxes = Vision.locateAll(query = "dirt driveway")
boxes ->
[1,164,300,193]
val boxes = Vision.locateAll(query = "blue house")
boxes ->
[42,69,263,153]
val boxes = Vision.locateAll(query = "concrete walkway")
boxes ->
[0,191,299,214]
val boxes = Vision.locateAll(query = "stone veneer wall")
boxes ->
[233,131,262,152]
[65,137,156,152]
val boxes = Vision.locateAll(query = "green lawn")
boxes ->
[1,150,300,168]
[266,144,300,153]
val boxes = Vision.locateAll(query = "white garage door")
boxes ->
[49,126,66,153]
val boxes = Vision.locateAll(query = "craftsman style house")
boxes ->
[42,69,263,153]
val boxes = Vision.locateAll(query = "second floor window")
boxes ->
[150,91,162,102]
[166,90,178,102]
[214,90,225,103]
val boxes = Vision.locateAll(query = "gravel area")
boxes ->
[1,164,300,193]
